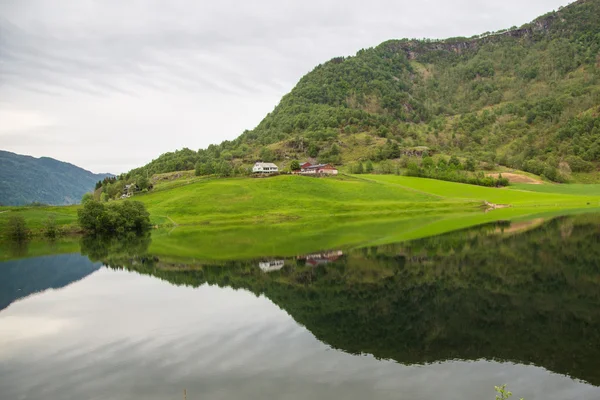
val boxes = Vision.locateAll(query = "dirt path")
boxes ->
[487,173,542,184]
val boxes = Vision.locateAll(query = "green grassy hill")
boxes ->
[128,0,600,183]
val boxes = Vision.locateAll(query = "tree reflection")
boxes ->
[80,232,153,267]
[85,214,600,385]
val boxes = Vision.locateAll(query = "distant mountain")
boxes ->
[131,0,599,182]
[0,150,113,206]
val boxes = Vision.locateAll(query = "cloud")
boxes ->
[0,0,575,172]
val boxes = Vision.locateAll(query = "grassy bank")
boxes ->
[2,174,600,260]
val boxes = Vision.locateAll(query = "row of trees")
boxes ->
[5,214,61,241]
[406,161,509,187]
[348,155,508,187]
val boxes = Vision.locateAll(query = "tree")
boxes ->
[43,215,59,239]
[449,155,461,168]
[260,147,275,162]
[465,157,477,172]
[308,143,319,158]
[365,160,374,173]
[137,175,149,191]
[81,192,94,204]
[422,156,434,169]
[355,162,364,174]
[216,161,233,177]
[77,200,107,233]
[330,144,340,155]
[7,215,29,241]
[290,160,300,171]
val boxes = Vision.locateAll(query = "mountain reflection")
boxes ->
[87,214,600,386]
[0,254,102,311]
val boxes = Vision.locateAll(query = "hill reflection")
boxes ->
[85,214,600,386]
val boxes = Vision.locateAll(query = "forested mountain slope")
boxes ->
[131,0,600,181]
[0,151,112,206]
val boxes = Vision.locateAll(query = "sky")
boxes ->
[0,0,575,174]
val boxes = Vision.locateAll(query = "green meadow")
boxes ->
[2,175,600,261]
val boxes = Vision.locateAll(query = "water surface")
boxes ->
[1,214,599,400]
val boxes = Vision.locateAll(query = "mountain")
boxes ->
[129,0,600,182]
[0,150,113,206]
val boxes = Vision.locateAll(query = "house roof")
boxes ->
[254,162,278,168]
[304,163,336,169]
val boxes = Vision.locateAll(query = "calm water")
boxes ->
[1,215,600,400]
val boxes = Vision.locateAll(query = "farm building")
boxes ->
[299,163,338,175]
[253,162,279,174]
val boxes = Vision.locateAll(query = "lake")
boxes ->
[1,214,599,400]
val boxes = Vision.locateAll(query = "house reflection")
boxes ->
[298,250,343,266]
[258,250,343,272]
[258,260,285,272]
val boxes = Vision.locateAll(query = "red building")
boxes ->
[298,163,338,175]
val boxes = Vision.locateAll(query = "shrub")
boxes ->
[7,215,29,241]
[44,215,59,239]
[566,155,594,172]
[465,157,477,172]
[77,200,151,235]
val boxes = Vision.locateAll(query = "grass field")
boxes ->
[2,174,600,260]
[510,183,600,196]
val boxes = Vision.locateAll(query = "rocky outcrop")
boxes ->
[382,10,559,60]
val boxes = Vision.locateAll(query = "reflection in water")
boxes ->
[259,259,285,272]
[95,214,600,386]
[6,239,29,258]
[0,214,599,400]
[0,254,102,311]
[300,250,344,266]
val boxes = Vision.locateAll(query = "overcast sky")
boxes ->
[0,0,574,174]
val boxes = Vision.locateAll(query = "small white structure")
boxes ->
[259,260,285,272]
[253,162,279,173]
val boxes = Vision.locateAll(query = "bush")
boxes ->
[44,215,59,239]
[77,200,151,235]
[7,215,29,241]
[566,155,595,172]
[464,157,477,172]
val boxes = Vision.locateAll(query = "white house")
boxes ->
[253,162,279,173]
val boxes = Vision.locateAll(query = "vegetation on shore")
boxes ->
[77,200,151,235]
